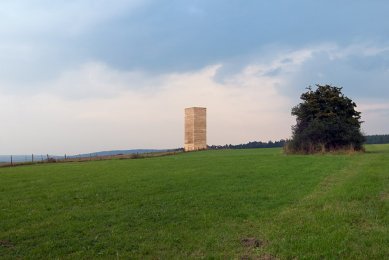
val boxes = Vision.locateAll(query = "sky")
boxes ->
[1,0,389,154]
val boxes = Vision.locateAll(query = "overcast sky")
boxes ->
[1,0,389,154]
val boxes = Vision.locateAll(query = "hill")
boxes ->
[0,145,388,258]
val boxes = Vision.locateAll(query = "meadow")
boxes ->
[0,145,388,259]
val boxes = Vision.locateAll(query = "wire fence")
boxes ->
[0,150,183,167]
[1,155,58,163]
[0,153,102,166]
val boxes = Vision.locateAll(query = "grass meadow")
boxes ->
[0,145,388,259]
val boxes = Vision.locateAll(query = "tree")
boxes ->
[285,84,365,153]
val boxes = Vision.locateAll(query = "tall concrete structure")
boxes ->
[184,107,207,151]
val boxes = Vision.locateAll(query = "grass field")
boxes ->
[0,145,388,259]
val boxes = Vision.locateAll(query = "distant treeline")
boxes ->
[207,135,389,150]
[208,140,287,150]
[365,135,389,144]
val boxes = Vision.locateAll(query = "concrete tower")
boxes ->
[184,107,207,151]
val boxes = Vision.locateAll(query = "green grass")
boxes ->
[0,145,388,259]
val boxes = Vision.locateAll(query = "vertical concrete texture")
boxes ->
[184,107,207,151]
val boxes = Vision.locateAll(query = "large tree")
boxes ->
[286,84,365,153]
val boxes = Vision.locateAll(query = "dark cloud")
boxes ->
[286,49,389,99]
[1,0,389,97]
[75,0,389,72]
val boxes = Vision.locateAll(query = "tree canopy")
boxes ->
[286,84,365,153]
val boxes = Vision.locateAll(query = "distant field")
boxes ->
[0,145,388,259]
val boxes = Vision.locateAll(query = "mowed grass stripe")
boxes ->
[0,146,388,258]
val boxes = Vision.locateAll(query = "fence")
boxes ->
[0,153,98,166]
[0,150,182,167]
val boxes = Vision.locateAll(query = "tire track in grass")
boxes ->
[262,151,388,259]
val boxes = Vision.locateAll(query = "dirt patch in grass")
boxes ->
[379,192,388,201]
[0,240,14,248]
[241,237,264,248]
[240,238,276,260]
[259,254,277,260]
[240,254,277,260]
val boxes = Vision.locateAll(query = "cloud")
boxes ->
[0,0,147,36]
[1,1,389,155]
[42,62,158,99]
[0,59,293,154]
[1,43,388,154]
[2,1,389,90]
[269,43,389,99]
[0,0,149,85]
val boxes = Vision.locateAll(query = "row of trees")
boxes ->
[365,135,389,144]
[208,134,388,151]
[208,140,286,150]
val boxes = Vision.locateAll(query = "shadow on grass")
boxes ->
[365,150,389,154]
[364,144,389,154]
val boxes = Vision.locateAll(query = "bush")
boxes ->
[130,153,144,159]
[286,85,365,154]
